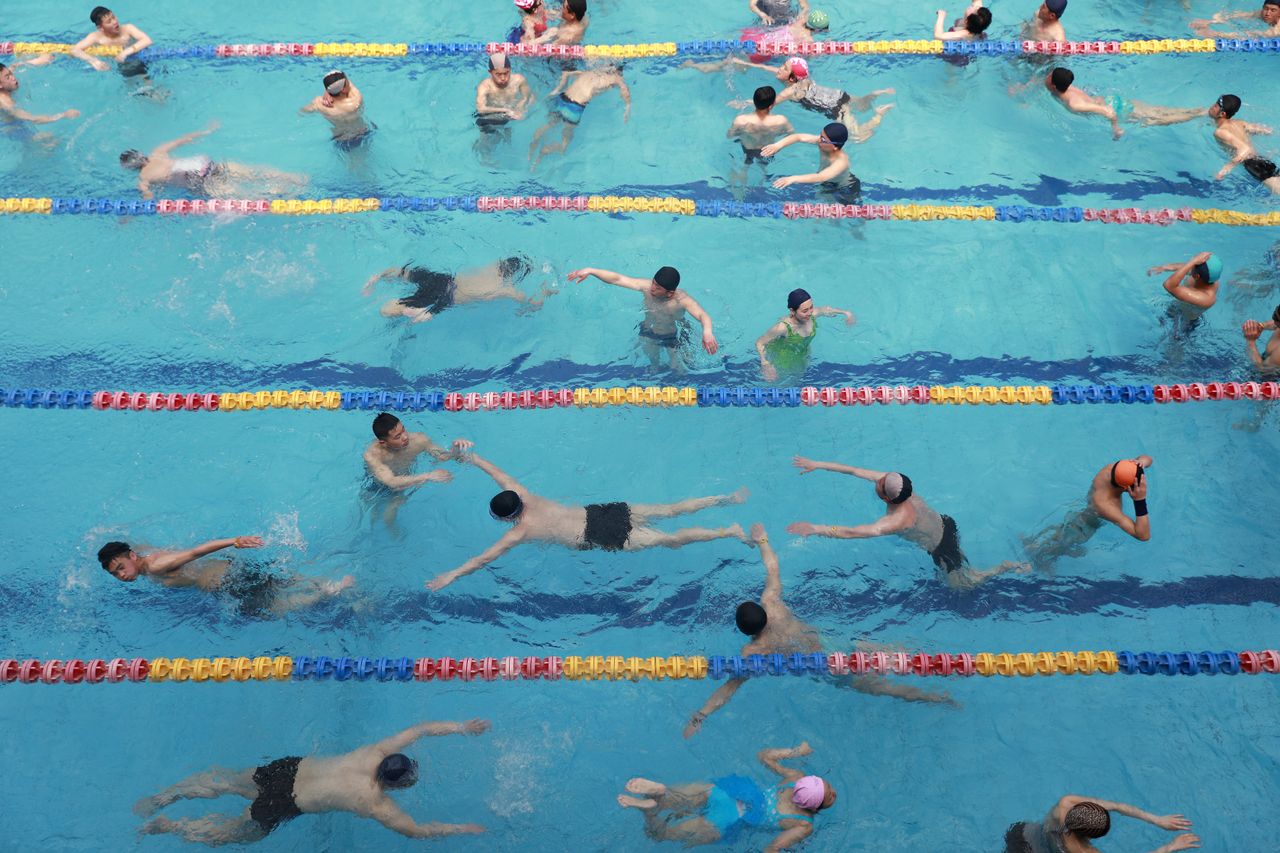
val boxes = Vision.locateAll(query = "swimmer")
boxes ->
[1043,68,1206,140]
[1022,456,1153,571]
[1208,94,1280,194]
[745,58,893,142]
[529,62,629,169]
[751,0,811,26]
[120,122,308,200]
[566,265,719,369]
[363,412,474,532]
[1004,796,1199,853]
[761,122,862,202]
[681,12,823,75]
[1192,0,1280,38]
[755,288,854,382]
[727,86,795,170]
[0,58,81,127]
[425,453,749,591]
[135,719,491,844]
[616,743,834,850]
[300,70,372,150]
[786,457,1030,588]
[71,6,153,80]
[1242,304,1280,372]
[96,537,353,617]
[474,53,534,153]
[363,255,550,324]
[683,523,955,739]
[1024,0,1067,42]
[514,0,551,43]
[934,2,993,41]
[535,0,589,45]
[1146,251,1222,327]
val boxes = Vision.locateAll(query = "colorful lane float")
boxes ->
[6,650,1280,684]
[3,383,1278,413]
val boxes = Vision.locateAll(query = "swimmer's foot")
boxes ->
[726,487,750,506]
[617,795,657,810]
[322,575,356,596]
[874,104,896,118]
[871,88,896,98]
[725,523,749,544]
[140,817,174,835]
[133,794,169,818]
[625,778,667,797]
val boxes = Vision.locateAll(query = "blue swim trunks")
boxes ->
[1105,94,1132,121]
[556,93,586,125]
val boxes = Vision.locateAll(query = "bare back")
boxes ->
[562,70,622,105]
[514,493,590,547]
[894,496,945,552]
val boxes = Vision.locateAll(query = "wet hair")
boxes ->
[1217,94,1242,118]
[376,754,419,789]
[0,63,8,73]
[1064,802,1111,838]
[372,412,401,439]
[490,490,524,519]
[753,86,777,110]
[654,266,681,291]
[565,0,587,20]
[97,541,131,570]
[1266,0,1280,7]
[735,601,768,635]
[1049,68,1074,93]
[966,7,993,33]
[119,149,147,169]
[1272,303,1280,324]
[787,288,812,311]
[90,6,113,26]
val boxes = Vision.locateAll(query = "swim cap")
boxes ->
[735,601,768,635]
[791,776,826,810]
[97,541,131,569]
[514,0,539,9]
[787,288,812,311]
[490,490,524,519]
[822,122,849,148]
[1045,0,1067,17]
[1049,67,1074,93]
[1064,802,1110,838]
[806,10,830,30]
[1109,460,1139,489]
[1193,254,1222,284]
[1216,94,1241,118]
[376,753,419,789]
[488,52,510,72]
[882,472,913,504]
[323,70,347,95]
[654,266,681,291]
[786,57,809,79]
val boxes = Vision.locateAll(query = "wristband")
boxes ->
[1133,499,1148,517]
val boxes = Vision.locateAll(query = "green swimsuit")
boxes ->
[765,317,818,373]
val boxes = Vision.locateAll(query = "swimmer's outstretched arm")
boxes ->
[772,158,847,189]
[369,799,485,839]
[616,78,632,122]
[70,32,110,71]
[147,536,264,573]
[546,70,574,97]
[760,133,814,157]
[684,678,745,738]
[465,453,525,491]
[787,515,904,540]
[566,267,651,291]
[815,306,855,325]
[1055,796,1194,836]
[765,824,815,852]
[370,719,491,756]
[758,743,810,781]
[427,528,525,591]
[151,122,219,158]
[362,266,405,295]
[792,456,886,481]
[0,98,79,124]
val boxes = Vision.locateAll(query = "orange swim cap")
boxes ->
[1110,460,1138,489]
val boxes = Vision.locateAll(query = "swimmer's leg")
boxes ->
[1128,102,1206,126]
[1266,175,1280,196]
[846,88,896,113]
[269,575,355,615]
[844,674,959,708]
[1021,509,1099,569]
[625,523,748,551]
[645,814,720,845]
[381,492,409,534]
[533,124,577,169]
[528,116,562,168]
[846,104,895,144]
[134,768,258,817]
[379,300,434,324]
[140,811,265,845]
[944,561,1032,590]
[679,59,736,73]
[629,487,749,522]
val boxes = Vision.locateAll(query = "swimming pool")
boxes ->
[3,0,1280,850]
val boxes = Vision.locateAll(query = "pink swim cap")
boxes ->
[514,0,538,9]
[786,57,810,78]
[792,775,826,810]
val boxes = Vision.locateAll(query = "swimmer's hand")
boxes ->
[1189,251,1213,265]
[89,57,110,72]
[320,93,335,108]
[792,741,812,757]
[25,53,55,67]
[792,456,821,475]
[759,12,775,25]
[233,536,264,549]
[843,311,855,326]
[772,176,799,189]
[760,142,781,157]
[61,109,81,120]
[786,522,818,537]
[419,470,453,485]
[1154,815,1194,832]
[1214,165,1232,181]
[1127,476,1148,501]
[1160,834,1201,852]
[450,438,475,458]
[426,571,459,591]
[1244,319,1264,341]
[449,824,486,835]
[462,718,491,735]
[565,268,594,283]
[702,330,719,355]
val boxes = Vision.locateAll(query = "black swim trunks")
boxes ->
[740,144,773,165]
[928,515,968,574]
[639,324,681,348]
[334,122,376,152]
[219,565,286,618]
[399,265,457,314]
[250,757,303,834]
[1243,157,1278,183]
[581,502,632,551]
[119,58,148,78]
[819,174,862,204]
[475,113,511,133]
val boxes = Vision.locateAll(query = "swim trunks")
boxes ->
[333,122,376,152]
[740,143,773,165]
[1104,94,1133,121]
[638,324,681,348]
[581,502,632,551]
[219,565,286,618]
[556,93,586,125]
[119,58,148,78]
[475,112,511,133]
[928,515,968,574]
[249,757,303,834]
[799,84,850,121]
[399,266,457,314]
[1244,157,1278,183]
[819,174,862,204]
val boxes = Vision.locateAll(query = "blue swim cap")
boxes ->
[1045,0,1068,17]
[1193,254,1222,284]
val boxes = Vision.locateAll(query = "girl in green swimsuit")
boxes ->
[755,287,856,381]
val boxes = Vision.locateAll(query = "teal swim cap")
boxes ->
[1194,254,1223,284]
[806,10,830,30]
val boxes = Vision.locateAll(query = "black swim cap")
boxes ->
[1064,802,1110,838]
[787,288,812,311]
[654,266,681,291]
[1049,68,1074,93]
[120,149,147,169]
[822,122,849,148]
[735,601,768,635]
[566,0,587,19]
[490,490,523,519]
[97,541,131,570]
[1216,94,1241,118]
[753,86,777,110]
[377,753,419,789]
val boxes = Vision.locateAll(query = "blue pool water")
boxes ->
[3,0,1280,851]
